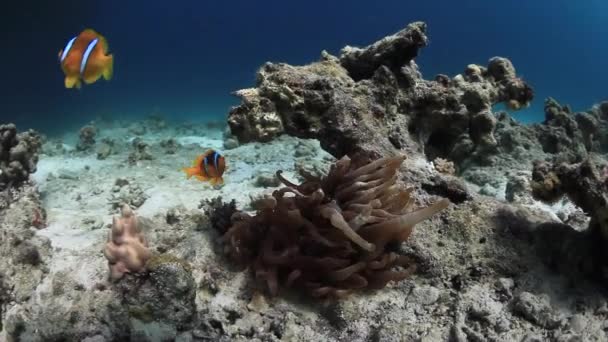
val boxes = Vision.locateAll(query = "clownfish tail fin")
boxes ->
[103,54,114,81]
[182,167,193,179]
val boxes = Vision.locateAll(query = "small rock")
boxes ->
[160,139,178,154]
[77,125,97,151]
[512,291,561,329]
[410,285,440,305]
[495,277,514,299]
[255,172,281,187]
[247,292,269,313]
[166,207,182,224]
[83,217,104,230]
[495,317,510,333]
[223,138,239,150]
[569,314,587,333]
[57,169,79,180]
[521,334,543,342]
[433,158,456,175]
[96,143,113,160]
[479,183,498,197]
[15,242,41,266]
[115,178,130,187]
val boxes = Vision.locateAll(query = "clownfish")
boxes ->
[58,29,114,89]
[182,149,226,186]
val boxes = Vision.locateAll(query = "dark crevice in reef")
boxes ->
[423,129,462,162]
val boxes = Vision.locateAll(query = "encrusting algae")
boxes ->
[218,153,450,299]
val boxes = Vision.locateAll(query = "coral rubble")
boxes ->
[219,153,449,298]
[104,204,151,280]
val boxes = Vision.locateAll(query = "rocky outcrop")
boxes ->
[228,22,533,166]
[0,124,41,191]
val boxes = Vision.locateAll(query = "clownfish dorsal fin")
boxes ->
[82,28,100,36]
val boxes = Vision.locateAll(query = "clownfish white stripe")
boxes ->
[213,151,219,170]
[80,38,99,76]
[60,36,77,63]
[202,154,210,176]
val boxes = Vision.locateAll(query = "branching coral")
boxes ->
[104,204,151,281]
[220,154,449,299]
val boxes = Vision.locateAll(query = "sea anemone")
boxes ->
[220,153,450,299]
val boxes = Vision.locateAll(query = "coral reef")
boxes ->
[104,204,151,280]
[0,124,41,191]
[6,22,608,342]
[219,153,449,298]
[227,22,533,166]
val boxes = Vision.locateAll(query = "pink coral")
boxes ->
[103,204,151,280]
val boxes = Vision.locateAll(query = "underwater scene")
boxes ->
[1,1,608,341]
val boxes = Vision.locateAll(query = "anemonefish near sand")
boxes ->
[182,150,226,186]
[58,29,114,89]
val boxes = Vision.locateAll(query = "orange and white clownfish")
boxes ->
[182,149,226,186]
[58,28,114,89]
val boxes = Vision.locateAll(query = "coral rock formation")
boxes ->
[104,204,151,281]
[531,159,608,237]
[219,153,449,298]
[0,124,41,191]
[530,159,608,283]
[227,22,533,166]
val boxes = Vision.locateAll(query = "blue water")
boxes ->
[1,0,606,134]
